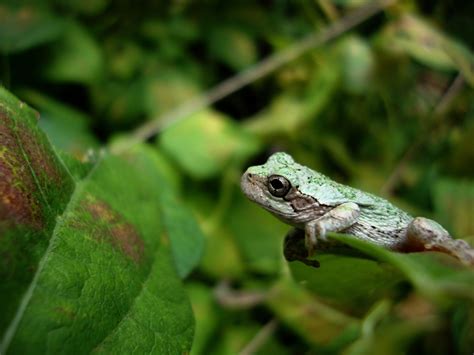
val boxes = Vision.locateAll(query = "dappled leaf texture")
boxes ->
[0,88,203,353]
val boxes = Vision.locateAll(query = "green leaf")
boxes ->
[57,150,96,182]
[44,22,103,84]
[328,234,474,303]
[0,86,75,336]
[287,229,474,313]
[0,4,65,53]
[289,252,403,314]
[159,109,261,178]
[0,87,204,353]
[3,152,195,353]
[120,149,205,278]
[337,35,375,94]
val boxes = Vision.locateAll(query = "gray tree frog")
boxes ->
[241,152,474,266]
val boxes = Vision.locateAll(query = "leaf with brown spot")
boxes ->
[83,196,145,263]
[0,88,204,354]
[0,86,75,338]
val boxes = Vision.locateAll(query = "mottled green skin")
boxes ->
[242,152,413,249]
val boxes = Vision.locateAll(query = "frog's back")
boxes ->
[296,167,413,247]
[296,167,381,206]
[337,182,414,248]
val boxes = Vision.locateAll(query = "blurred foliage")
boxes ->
[1,0,474,354]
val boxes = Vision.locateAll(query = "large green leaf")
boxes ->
[0,87,204,353]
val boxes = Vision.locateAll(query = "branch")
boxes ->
[112,0,396,154]
[238,319,278,355]
[213,280,266,309]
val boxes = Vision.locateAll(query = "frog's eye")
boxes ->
[267,175,291,197]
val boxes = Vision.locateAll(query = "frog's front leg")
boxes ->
[305,202,360,256]
[406,217,474,265]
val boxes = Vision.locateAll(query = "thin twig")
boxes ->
[433,74,464,116]
[213,280,266,309]
[381,73,465,195]
[238,319,279,355]
[112,0,396,154]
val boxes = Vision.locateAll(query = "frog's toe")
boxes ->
[304,234,317,257]
[315,223,328,241]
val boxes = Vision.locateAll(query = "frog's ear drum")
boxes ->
[268,175,291,197]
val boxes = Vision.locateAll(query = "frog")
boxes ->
[241,152,474,266]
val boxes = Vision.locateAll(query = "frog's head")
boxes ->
[241,152,322,224]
